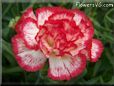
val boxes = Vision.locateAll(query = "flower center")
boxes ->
[37,20,81,58]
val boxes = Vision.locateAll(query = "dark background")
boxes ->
[2,1,114,85]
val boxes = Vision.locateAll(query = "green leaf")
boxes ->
[99,76,104,84]
[2,39,13,56]
[8,16,20,29]
[93,60,101,77]
[2,67,23,74]
[105,8,114,23]
[2,39,16,66]
[105,49,114,70]
[108,76,114,84]
[77,68,87,80]
[84,76,100,84]
[3,3,12,17]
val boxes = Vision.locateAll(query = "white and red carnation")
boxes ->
[12,7,104,80]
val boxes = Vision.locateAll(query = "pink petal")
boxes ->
[21,7,36,20]
[81,39,104,62]
[72,9,94,45]
[71,38,86,56]
[80,40,92,60]
[48,11,74,21]
[79,21,94,43]
[91,39,104,62]
[21,18,39,49]
[48,54,86,80]
[12,35,47,71]
[15,7,36,33]
[68,9,94,57]
[72,9,86,26]
[35,7,66,26]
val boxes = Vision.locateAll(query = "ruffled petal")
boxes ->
[70,9,94,56]
[81,39,103,62]
[21,18,39,49]
[15,7,36,33]
[21,7,36,20]
[35,7,66,26]
[48,54,86,80]
[80,40,92,60]
[72,9,94,45]
[48,10,74,21]
[72,9,86,26]
[12,35,47,71]
[90,39,104,62]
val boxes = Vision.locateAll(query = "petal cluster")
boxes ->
[12,7,104,80]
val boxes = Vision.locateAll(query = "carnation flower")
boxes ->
[11,7,104,80]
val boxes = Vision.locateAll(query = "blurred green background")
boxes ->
[2,1,114,85]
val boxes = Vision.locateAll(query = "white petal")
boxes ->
[22,18,39,49]
[48,54,86,80]
[12,35,47,71]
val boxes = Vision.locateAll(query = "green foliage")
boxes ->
[2,2,114,85]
